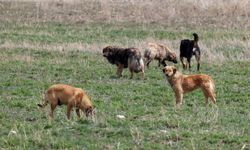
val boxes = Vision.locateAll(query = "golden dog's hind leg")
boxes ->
[208,92,216,104]
[203,91,209,106]
[202,87,216,106]
[67,105,73,120]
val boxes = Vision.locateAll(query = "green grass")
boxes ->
[0,22,250,150]
[1,22,249,45]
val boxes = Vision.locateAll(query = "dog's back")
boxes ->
[103,46,139,68]
[180,39,193,58]
[46,84,76,105]
[145,43,175,60]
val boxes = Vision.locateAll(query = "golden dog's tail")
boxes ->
[209,78,216,103]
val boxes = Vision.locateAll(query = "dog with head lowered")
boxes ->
[103,46,145,79]
[144,43,178,68]
[162,66,216,106]
[38,84,94,120]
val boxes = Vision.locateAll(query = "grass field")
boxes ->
[0,22,249,149]
[0,0,250,149]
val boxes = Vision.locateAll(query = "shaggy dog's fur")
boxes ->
[180,33,201,71]
[162,66,216,106]
[144,43,178,68]
[103,46,145,79]
[38,84,94,120]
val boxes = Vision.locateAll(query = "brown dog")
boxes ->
[103,46,145,79]
[162,66,216,106]
[144,43,178,68]
[38,84,94,120]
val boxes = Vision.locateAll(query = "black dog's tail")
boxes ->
[193,33,199,42]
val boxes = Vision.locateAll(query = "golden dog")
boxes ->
[162,66,216,106]
[38,84,94,120]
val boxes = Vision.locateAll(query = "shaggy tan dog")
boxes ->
[144,43,177,68]
[38,84,94,120]
[103,46,145,79]
[162,66,216,106]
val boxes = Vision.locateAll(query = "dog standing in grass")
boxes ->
[103,46,145,79]
[162,66,216,106]
[144,43,178,68]
[180,33,201,71]
[38,84,94,120]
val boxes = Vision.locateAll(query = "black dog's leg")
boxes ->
[194,53,200,71]
[180,56,186,69]
[187,58,191,70]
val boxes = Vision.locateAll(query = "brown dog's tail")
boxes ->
[193,33,199,42]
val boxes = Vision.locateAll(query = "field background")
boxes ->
[0,0,250,149]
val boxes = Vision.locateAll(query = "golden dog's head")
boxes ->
[77,92,95,118]
[85,106,95,117]
[162,66,177,77]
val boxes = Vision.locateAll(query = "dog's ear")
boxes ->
[172,66,177,74]
[77,92,84,101]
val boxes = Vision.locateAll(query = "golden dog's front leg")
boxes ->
[67,105,73,120]
[76,108,81,118]
[175,90,183,106]
[49,104,57,120]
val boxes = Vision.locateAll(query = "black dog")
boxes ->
[180,33,201,71]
